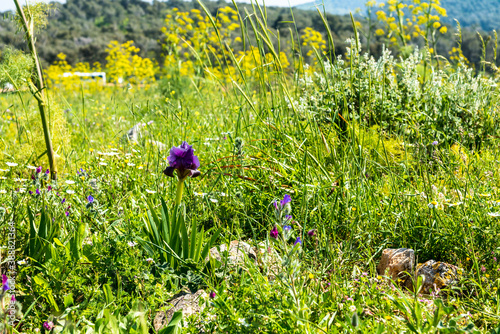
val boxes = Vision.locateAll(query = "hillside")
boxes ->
[297,0,500,31]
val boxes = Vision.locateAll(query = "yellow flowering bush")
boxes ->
[45,53,102,91]
[160,6,291,85]
[105,40,156,85]
[373,0,448,50]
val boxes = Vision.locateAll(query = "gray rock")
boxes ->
[124,123,145,143]
[209,240,256,265]
[415,260,462,295]
[153,290,207,332]
[377,248,415,289]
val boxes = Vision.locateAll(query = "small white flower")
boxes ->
[65,180,75,184]
[66,190,75,194]
[137,166,143,170]
[6,162,18,167]
[0,190,6,194]
[18,188,26,193]
[99,162,108,166]
[145,189,156,194]
[210,198,218,203]
[14,178,27,182]
[349,305,357,313]
[146,258,154,263]
[0,177,6,180]
[219,192,227,197]
[428,201,438,209]
[127,163,135,167]
[128,241,137,247]
[194,192,207,197]
[26,165,36,170]
[17,259,27,265]
[0,169,9,172]
[487,212,500,217]
[125,153,133,157]
[447,202,463,207]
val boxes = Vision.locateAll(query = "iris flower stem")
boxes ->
[175,179,185,206]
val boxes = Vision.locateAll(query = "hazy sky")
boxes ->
[0,0,315,12]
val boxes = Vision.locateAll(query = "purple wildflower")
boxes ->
[307,229,316,237]
[209,291,216,299]
[294,237,302,246]
[284,215,292,221]
[36,189,40,195]
[43,321,54,330]
[283,225,292,232]
[87,195,94,203]
[36,166,42,174]
[270,226,279,239]
[65,211,69,217]
[481,266,486,273]
[432,141,438,146]
[494,257,497,262]
[163,141,200,180]
[29,191,33,195]
[11,295,15,302]
[47,185,52,191]
[280,194,291,208]
[2,275,9,291]
[45,169,50,175]
[61,198,66,204]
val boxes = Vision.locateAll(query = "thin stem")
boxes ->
[175,179,185,206]
[13,0,57,180]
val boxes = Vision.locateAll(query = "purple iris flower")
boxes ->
[294,237,302,246]
[36,166,42,174]
[2,275,9,291]
[163,141,201,180]
[87,195,94,203]
[270,226,279,239]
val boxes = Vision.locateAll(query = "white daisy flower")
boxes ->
[145,189,156,194]
[0,190,6,194]
[487,212,500,217]
[99,162,108,166]
[6,162,18,167]
[27,165,37,170]
[65,180,75,184]
[127,163,135,167]
[66,190,75,194]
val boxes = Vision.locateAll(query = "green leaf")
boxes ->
[159,310,183,334]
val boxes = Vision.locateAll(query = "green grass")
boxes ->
[1,3,500,333]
